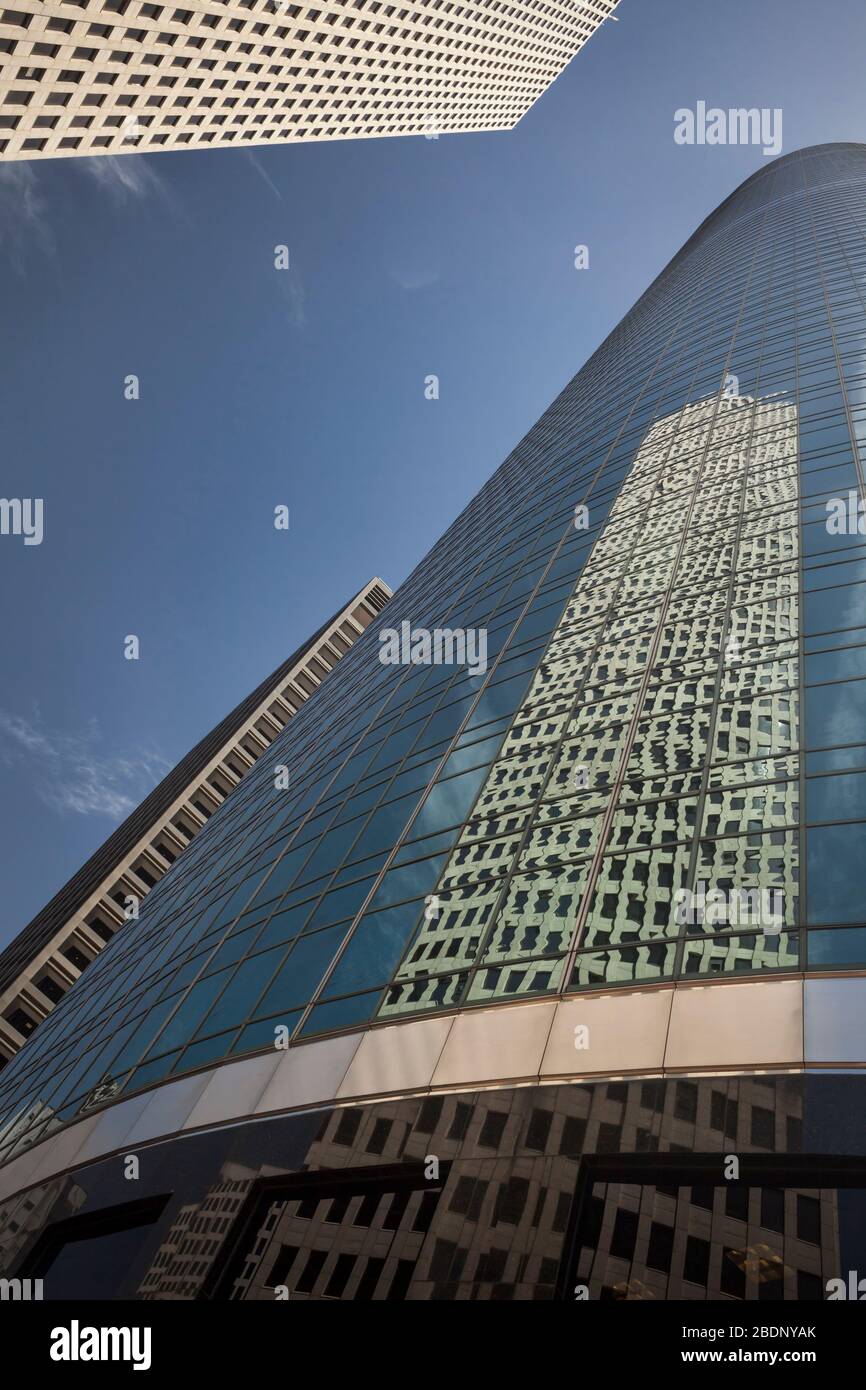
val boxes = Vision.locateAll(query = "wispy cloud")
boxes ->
[0,708,171,821]
[79,152,162,202]
[244,149,283,201]
[387,265,440,292]
[77,152,186,221]
[0,150,184,274]
[0,163,54,274]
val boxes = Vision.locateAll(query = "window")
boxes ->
[478,1109,507,1149]
[204,1163,448,1300]
[683,1235,710,1286]
[760,1187,785,1234]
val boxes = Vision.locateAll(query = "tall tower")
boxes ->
[2,145,866,1301]
[0,0,619,162]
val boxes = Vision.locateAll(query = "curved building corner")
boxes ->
[3,144,866,1301]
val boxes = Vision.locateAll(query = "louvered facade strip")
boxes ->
[0,576,391,1062]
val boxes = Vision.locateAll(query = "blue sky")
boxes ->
[1,0,866,946]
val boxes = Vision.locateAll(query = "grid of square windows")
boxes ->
[0,0,617,159]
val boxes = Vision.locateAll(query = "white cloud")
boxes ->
[387,265,440,291]
[243,149,283,201]
[0,151,182,276]
[79,152,164,202]
[0,163,53,273]
[0,708,170,822]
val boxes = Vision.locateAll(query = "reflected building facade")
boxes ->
[1,1077,859,1302]
[379,391,802,1010]
[2,144,866,1299]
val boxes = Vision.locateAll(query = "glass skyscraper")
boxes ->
[3,143,866,1302]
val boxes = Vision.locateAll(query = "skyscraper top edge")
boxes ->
[680,141,866,257]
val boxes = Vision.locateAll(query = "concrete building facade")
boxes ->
[0,0,618,161]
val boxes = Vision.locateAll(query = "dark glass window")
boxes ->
[646,1221,674,1274]
[721,1248,746,1299]
[610,1207,638,1261]
[478,1110,508,1150]
[761,1187,786,1234]
[683,1235,710,1287]
[808,824,866,922]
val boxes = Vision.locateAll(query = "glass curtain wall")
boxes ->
[2,144,866,1165]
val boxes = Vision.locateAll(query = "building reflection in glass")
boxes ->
[381,393,801,1014]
